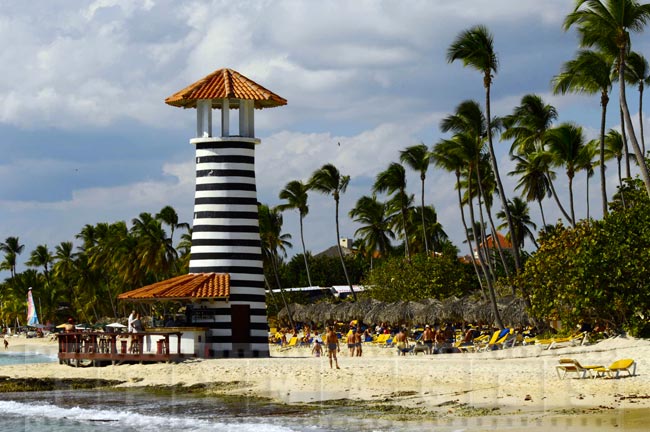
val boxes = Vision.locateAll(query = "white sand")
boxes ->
[2,335,649,430]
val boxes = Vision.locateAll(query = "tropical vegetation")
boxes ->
[3,0,650,336]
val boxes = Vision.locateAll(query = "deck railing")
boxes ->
[57,331,188,366]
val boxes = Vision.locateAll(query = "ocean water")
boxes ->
[0,350,57,366]
[0,350,426,432]
[0,388,425,432]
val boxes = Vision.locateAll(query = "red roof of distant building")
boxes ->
[117,273,230,301]
[480,233,512,249]
[165,68,287,109]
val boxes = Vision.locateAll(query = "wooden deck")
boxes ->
[57,331,193,366]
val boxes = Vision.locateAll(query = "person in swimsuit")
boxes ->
[354,327,363,356]
[346,327,356,356]
[325,327,340,369]
[422,324,434,354]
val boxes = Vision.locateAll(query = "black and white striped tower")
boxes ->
[165,68,286,358]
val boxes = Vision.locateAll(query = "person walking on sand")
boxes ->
[325,327,340,369]
[127,310,136,333]
[3,336,8,350]
[422,324,434,354]
[354,327,363,357]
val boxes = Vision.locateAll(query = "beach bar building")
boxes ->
[118,68,286,358]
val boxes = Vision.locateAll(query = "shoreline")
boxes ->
[1,335,649,430]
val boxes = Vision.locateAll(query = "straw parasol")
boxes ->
[346,298,381,322]
[277,303,305,322]
[414,298,444,325]
[439,296,473,322]
[369,300,425,325]
[500,297,530,327]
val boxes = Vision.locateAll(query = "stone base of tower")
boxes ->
[202,343,270,359]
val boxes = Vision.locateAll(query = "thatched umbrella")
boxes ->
[500,297,530,327]
[331,302,353,322]
[414,298,444,325]
[373,300,425,325]
[363,301,387,325]
[440,296,473,322]
[310,302,335,323]
[277,303,305,323]
[347,298,381,322]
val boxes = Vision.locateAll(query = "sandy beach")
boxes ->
[1,335,649,430]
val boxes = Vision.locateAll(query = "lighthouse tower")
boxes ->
[165,68,286,358]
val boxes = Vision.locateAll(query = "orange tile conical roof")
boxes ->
[165,68,287,109]
[117,273,230,302]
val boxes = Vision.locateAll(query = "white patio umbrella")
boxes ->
[106,323,127,328]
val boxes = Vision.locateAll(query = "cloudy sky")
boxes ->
[1,0,649,277]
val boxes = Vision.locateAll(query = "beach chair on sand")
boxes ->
[555,358,604,379]
[280,336,298,350]
[593,359,637,378]
[480,328,512,351]
[373,334,390,345]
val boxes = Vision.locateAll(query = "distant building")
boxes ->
[473,233,513,260]
[339,238,353,248]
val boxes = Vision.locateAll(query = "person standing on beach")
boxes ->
[325,327,340,369]
[354,327,363,357]
[128,310,136,333]
[346,327,356,356]
[422,324,434,354]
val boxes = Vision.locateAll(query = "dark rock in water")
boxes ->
[0,377,124,393]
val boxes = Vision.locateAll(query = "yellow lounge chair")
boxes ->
[373,334,390,345]
[593,359,636,378]
[555,358,604,379]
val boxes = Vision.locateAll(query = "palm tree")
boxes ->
[52,241,78,306]
[277,180,313,287]
[373,162,412,260]
[0,236,25,280]
[509,151,555,228]
[431,139,485,293]
[406,205,448,254]
[131,212,178,280]
[26,245,54,286]
[447,24,521,275]
[441,100,511,277]
[502,94,559,155]
[258,203,294,328]
[553,49,614,216]
[545,123,587,227]
[625,51,650,154]
[497,197,539,250]
[155,205,189,244]
[564,0,650,198]
[578,139,599,219]
[349,195,394,267]
[604,128,626,192]
[307,163,357,301]
[400,143,432,254]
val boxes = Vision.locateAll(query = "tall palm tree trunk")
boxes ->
[477,194,497,281]
[475,166,511,279]
[485,84,521,274]
[400,198,411,261]
[455,172,485,295]
[568,174,576,226]
[537,199,547,228]
[469,189,504,329]
[299,214,313,287]
[620,51,650,197]
[272,254,295,330]
[639,85,646,156]
[599,92,609,216]
[335,197,357,301]
[547,173,574,225]
[420,175,430,255]
[620,107,631,178]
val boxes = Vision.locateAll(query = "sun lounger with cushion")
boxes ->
[593,359,636,378]
[555,358,604,379]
